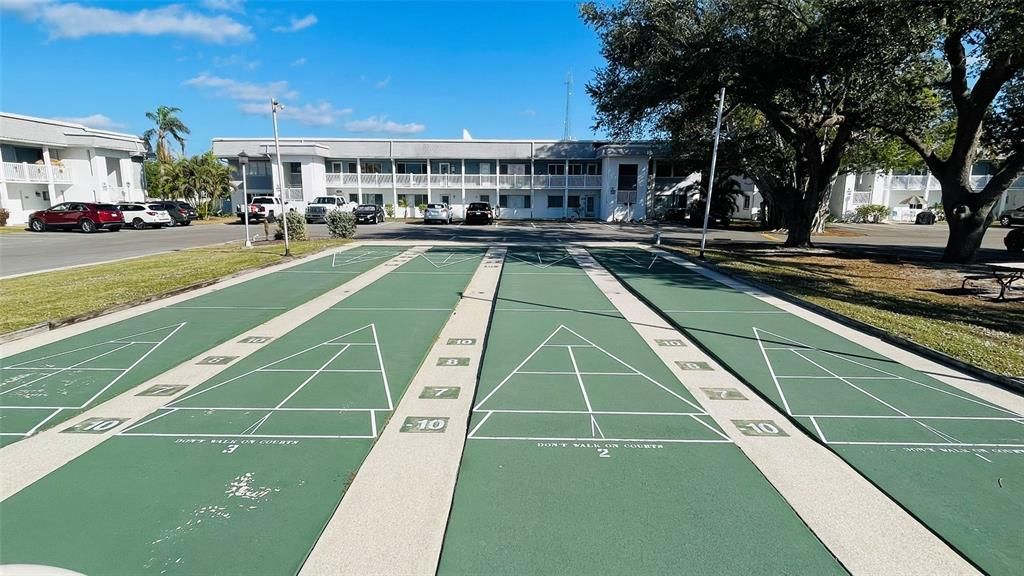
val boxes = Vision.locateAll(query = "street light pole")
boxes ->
[238,151,252,248]
[699,86,727,260]
[271,98,291,256]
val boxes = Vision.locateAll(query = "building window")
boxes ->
[347,162,358,173]
[349,193,358,202]
[524,195,532,209]
[586,164,599,175]
[246,161,270,177]
[369,194,384,205]
[362,162,383,174]
[568,195,580,208]
[441,195,450,204]
[499,195,509,208]
[501,163,527,175]
[330,162,343,173]
[568,164,583,175]
[414,194,428,206]
[617,164,639,190]
[478,194,490,203]
[616,191,638,204]
[548,195,564,208]
[548,164,565,175]
[743,195,751,209]
[397,162,426,174]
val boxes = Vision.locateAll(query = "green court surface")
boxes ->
[437,248,845,575]
[591,247,1024,576]
[0,247,406,447]
[0,248,482,575]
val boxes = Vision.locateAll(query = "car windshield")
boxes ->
[427,204,446,209]
[252,197,276,204]
[98,204,121,211]
[355,205,377,212]
[468,203,490,210]
[312,197,335,204]
[177,203,194,209]
[147,204,165,211]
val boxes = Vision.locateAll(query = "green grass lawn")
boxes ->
[672,246,1024,378]
[0,239,349,335]
[0,226,29,234]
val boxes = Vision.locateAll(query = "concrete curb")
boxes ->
[672,249,1024,397]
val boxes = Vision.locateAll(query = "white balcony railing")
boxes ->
[2,162,72,184]
[890,175,940,190]
[323,172,602,190]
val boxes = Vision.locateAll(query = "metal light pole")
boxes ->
[271,98,291,256]
[699,87,727,260]
[238,151,252,248]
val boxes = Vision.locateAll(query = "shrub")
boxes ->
[854,204,889,223]
[0,208,9,227]
[417,203,427,217]
[325,210,357,238]
[384,203,395,219]
[275,211,307,241]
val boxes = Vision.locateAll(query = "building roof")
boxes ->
[0,112,145,154]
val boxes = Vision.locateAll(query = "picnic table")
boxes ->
[963,262,1024,300]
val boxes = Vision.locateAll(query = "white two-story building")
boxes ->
[0,113,148,225]
[213,137,762,222]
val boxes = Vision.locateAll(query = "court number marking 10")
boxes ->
[733,420,789,437]
[401,416,450,433]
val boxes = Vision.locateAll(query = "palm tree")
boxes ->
[160,153,233,218]
[142,106,190,163]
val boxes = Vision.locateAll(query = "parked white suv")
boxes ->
[305,196,355,223]
[118,203,173,229]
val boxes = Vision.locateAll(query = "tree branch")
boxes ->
[885,125,945,174]
[981,150,1024,201]
[943,30,970,114]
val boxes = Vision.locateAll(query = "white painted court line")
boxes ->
[0,245,427,502]
[468,435,731,444]
[573,246,979,575]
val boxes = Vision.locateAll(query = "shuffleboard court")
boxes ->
[591,247,1024,576]
[0,247,404,447]
[0,248,483,575]
[437,248,845,575]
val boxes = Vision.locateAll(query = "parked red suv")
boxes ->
[28,202,124,233]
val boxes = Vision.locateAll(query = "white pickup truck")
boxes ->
[236,196,287,223]
[305,196,355,223]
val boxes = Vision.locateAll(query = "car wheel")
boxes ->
[1002,216,1013,227]
[132,218,146,230]
[80,219,96,233]
[184,220,192,226]
[30,219,46,232]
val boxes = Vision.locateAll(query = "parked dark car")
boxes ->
[465,202,494,224]
[663,206,687,222]
[915,210,937,225]
[1005,228,1024,253]
[354,204,385,224]
[28,202,123,233]
[155,201,198,225]
[999,205,1024,227]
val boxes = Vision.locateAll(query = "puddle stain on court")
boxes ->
[145,471,283,574]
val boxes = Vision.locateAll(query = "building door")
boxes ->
[585,196,596,217]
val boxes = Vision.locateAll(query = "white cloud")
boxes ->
[184,73,297,101]
[56,114,126,130]
[239,101,351,127]
[374,75,391,89]
[273,13,316,33]
[290,57,307,67]
[1,1,253,44]
[202,0,245,13]
[344,115,426,135]
[213,53,259,70]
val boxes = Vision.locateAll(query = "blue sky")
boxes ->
[0,0,605,154]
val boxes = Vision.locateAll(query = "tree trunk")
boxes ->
[940,180,1000,263]
[784,207,815,247]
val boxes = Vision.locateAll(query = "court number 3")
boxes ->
[222,444,239,454]
[597,448,611,458]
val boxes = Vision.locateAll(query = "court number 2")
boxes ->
[597,448,610,458]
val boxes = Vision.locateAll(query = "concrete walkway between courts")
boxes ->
[0,246,425,500]
[568,247,978,576]
[300,247,506,576]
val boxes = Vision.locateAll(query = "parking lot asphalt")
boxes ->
[1,219,1017,277]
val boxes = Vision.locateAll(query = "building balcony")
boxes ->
[324,173,602,190]
[2,162,73,184]
[889,174,993,190]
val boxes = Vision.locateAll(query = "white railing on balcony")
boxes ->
[890,175,940,190]
[2,162,63,183]
[321,173,602,190]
